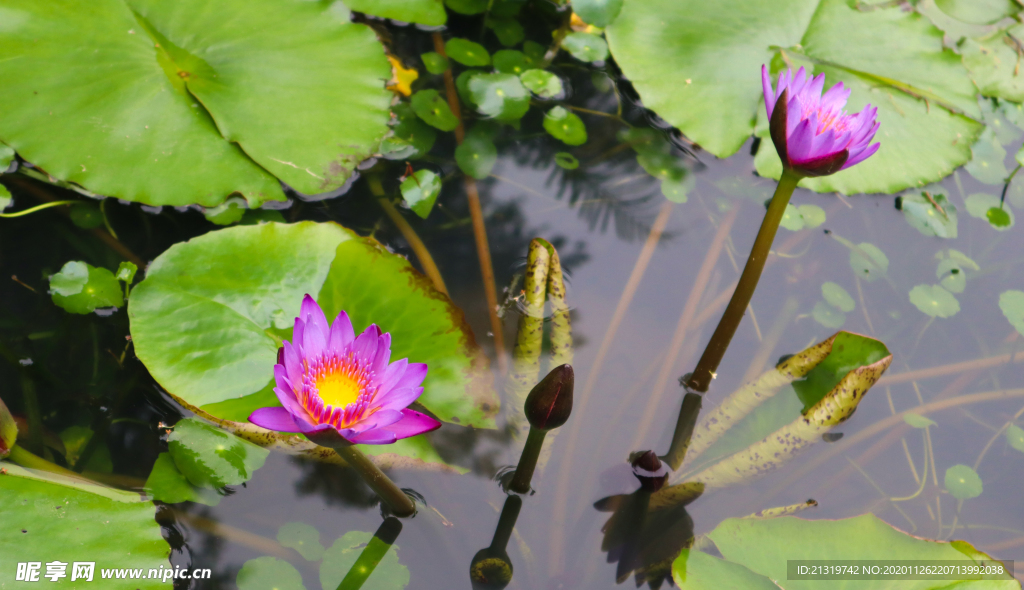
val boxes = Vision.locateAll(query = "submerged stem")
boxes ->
[685,169,802,393]
[332,444,417,517]
[0,199,77,218]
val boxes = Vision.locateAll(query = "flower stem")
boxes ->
[685,169,801,394]
[332,444,417,517]
[0,199,77,218]
[508,426,547,494]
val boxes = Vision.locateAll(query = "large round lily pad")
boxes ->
[0,0,392,205]
[129,222,497,428]
[607,0,983,195]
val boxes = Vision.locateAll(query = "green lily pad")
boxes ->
[965,127,1009,185]
[543,107,588,146]
[144,451,222,506]
[0,465,170,589]
[69,202,105,230]
[998,290,1024,335]
[555,152,580,169]
[238,557,307,590]
[897,189,958,238]
[468,73,530,122]
[673,549,779,590]
[811,300,845,329]
[0,0,394,204]
[707,513,1013,589]
[792,332,889,411]
[904,413,937,428]
[0,143,13,170]
[399,169,442,218]
[456,70,482,107]
[319,530,409,590]
[965,193,1015,230]
[935,0,1019,25]
[573,0,624,28]
[411,90,460,132]
[1006,424,1024,453]
[821,282,855,313]
[381,103,437,161]
[963,23,1024,102]
[945,464,983,499]
[661,175,694,204]
[445,0,487,15]
[455,125,498,180]
[129,222,497,428]
[562,32,609,62]
[909,284,960,318]
[492,50,531,75]
[168,418,269,489]
[420,52,449,75]
[0,185,11,212]
[204,197,247,226]
[278,522,325,562]
[49,261,124,314]
[520,69,564,99]
[797,204,826,228]
[621,127,689,182]
[60,426,113,472]
[848,242,889,283]
[935,250,977,294]
[445,38,491,66]
[343,0,446,26]
[780,203,805,231]
[486,17,525,47]
[608,0,983,195]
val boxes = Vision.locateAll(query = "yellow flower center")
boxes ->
[315,370,363,409]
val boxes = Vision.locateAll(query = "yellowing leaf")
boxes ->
[387,55,419,97]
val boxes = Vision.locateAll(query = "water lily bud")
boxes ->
[0,395,17,459]
[524,364,574,431]
[631,450,668,492]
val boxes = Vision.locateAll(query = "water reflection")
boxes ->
[469,495,521,590]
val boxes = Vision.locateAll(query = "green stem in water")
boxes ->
[685,169,802,394]
[332,444,417,517]
[508,427,547,494]
[336,517,403,590]
[0,200,76,218]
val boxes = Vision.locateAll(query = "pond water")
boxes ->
[2,1,1024,589]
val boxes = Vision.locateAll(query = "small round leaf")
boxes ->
[849,242,889,283]
[520,69,563,99]
[562,32,609,62]
[555,152,579,169]
[237,557,307,590]
[822,282,855,313]
[944,464,983,500]
[903,413,937,429]
[909,284,960,318]
[492,50,530,75]
[420,52,449,75]
[812,300,845,329]
[411,89,460,131]
[543,106,588,146]
[468,73,530,122]
[49,261,124,314]
[1005,424,1024,453]
[998,290,1024,336]
[445,38,491,66]
[400,169,442,219]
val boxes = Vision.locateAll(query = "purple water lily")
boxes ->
[249,295,441,445]
[761,65,880,177]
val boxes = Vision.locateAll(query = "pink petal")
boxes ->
[762,65,775,117]
[374,386,424,413]
[786,118,815,162]
[347,428,399,445]
[282,341,304,391]
[300,295,329,356]
[249,407,302,432]
[327,310,356,351]
[380,409,442,440]
[350,409,404,433]
[351,326,380,363]
[840,142,879,169]
[370,332,392,376]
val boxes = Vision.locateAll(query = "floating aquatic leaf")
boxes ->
[381,103,437,160]
[964,193,1015,230]
[204,197,247,226]
[130,222,497,430]
[455,125,498,180]
[543,107,588,146]
[60,425,112,472]
[573,0,624,27]
[492,50,530,75]
[848,242,889,282]
[410,89,460,131]
[344,0,447,26]
[945,464,983,499]
[999,290,1024,335]
[673,549,779,590]
[278,522,325,562]
[935,0,1019,25]
[69,202,104,229]
[909,284,960,318]
[897,189,958,238]
[49,261,124,315]
[0,185,11,211]
[0,144,13,169]
[319,530,410,590]
[821,282,855,313]
[965,127,1009,185]
[456,69,482,106]
[1006,424,1024,453]
[523,40,547,63]
[0,465,170,588]
[963,23,1024,102]
[420,52,449,75]
[562,32,609,62]
[621,127,689,182]
[555,152,580,169]
[792,332,890,411]
[400,169,442,218]
[812,300,845,329]
[520,69,563,99]
[797,204,826,228]
[491,0,526,17]
[780,204,805,231]
[609,0,983,194]
[238,557,307,590]
[0,0,392,203]
[168,418,269,489]
[144,451,222,506]
[661,175,694,204]
[935,250,977,294]
[487,17,525,46]
[468,73,530,122]
[445,0,487,14]
[445,38,491,66]
[903,413,937,428]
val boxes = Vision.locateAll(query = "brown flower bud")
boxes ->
[631,450,668,492]
[524,364,574,431]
